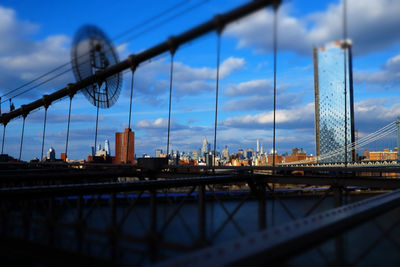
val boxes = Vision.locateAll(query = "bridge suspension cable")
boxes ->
[126,65,136,163]
[213,31,222,168]
[0,0,208,105]
[166,51,175,159]
[65,95,73,159]
[272,4,278,168]
[283,121,398,165]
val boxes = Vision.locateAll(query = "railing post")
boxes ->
[23,200,31,240]
[110,192,117,261]
[76,195,83,253]
[198,185,207,246]
[333,186,345,264]
[396,117,400,166]
[149,189,158,262]
[258,183,267,230]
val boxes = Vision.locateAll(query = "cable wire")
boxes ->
[166,53,175,160]
[213,34,221,168]
[272,6,278,167]
[0,0,207,104]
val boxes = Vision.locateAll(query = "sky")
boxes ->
[0,0,399,161]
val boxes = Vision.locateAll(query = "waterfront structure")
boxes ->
[314,40,355,163]
[115,128,135,163]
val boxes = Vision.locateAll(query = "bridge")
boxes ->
[0,0,400,265]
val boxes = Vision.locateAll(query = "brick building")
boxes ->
[115,128,135,164]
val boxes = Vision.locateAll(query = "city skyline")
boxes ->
[0,0,399,161]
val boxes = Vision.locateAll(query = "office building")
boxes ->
[115,128,135,164]
[314,40,355,163]
[201,137,210,156]
[104,139,111,156]
[155,149,163,158]
[47,147,55,161]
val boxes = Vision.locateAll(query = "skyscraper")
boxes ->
[155,149,162,158]
[115,128,135,163]
[314,40,355,163]
[104,139,111,156]
[47,147,55,160]
[201,137,209,156]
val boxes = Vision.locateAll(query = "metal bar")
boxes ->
[4,173,400,199]
[65,96,72,158]
[149,189,158,262]
[333,186,344,264]
[351,217,400,265]
[159,189,400,267]
[258,184,266,230]
[0,0,280,125]
[41,108,48,161]
[211,194,248,240]
[159,186,196,234]
[198,185,206,245]
[126,71,135,163]
[208,185,246,238]
[272,5,278,168]
[94,103,100,156]
[1,123,6,154]
[266,183,296,220]
[213,34,221,170]
[19,116,26,160]
[76,195,83,253]
[110,192,117,261]
[117,191,144,229]
[303,187,332,217]
[166,53,174,160]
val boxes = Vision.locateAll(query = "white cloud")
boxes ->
[137,118,168,129]
[355,98,400,123]
[223,93,302,112]
[173,56,245,82]
[0,6,71,99]
[224,102,315,129]
[133,56,245,104]
[354,54,400,85]
[225,0,400,55]
[225,79,271,97]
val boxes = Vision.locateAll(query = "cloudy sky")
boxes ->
[0,0,399,160]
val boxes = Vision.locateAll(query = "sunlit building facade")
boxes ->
[314,41,355,163]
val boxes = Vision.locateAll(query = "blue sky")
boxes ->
[0,0,399,160]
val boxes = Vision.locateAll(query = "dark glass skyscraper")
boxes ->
[314,41,355,163]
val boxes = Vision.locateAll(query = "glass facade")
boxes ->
[314,41,355,163]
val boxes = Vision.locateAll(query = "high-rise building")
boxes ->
[222,145,229,160]
[155,149,163,158]
[104,139,111,156]
[192,149,199,161]
[47,147,55,160]
[314,40,355,163]
[256,139,260,153]
[201,137,209,156]
[115,128,135,163]
[246,148,254,159]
